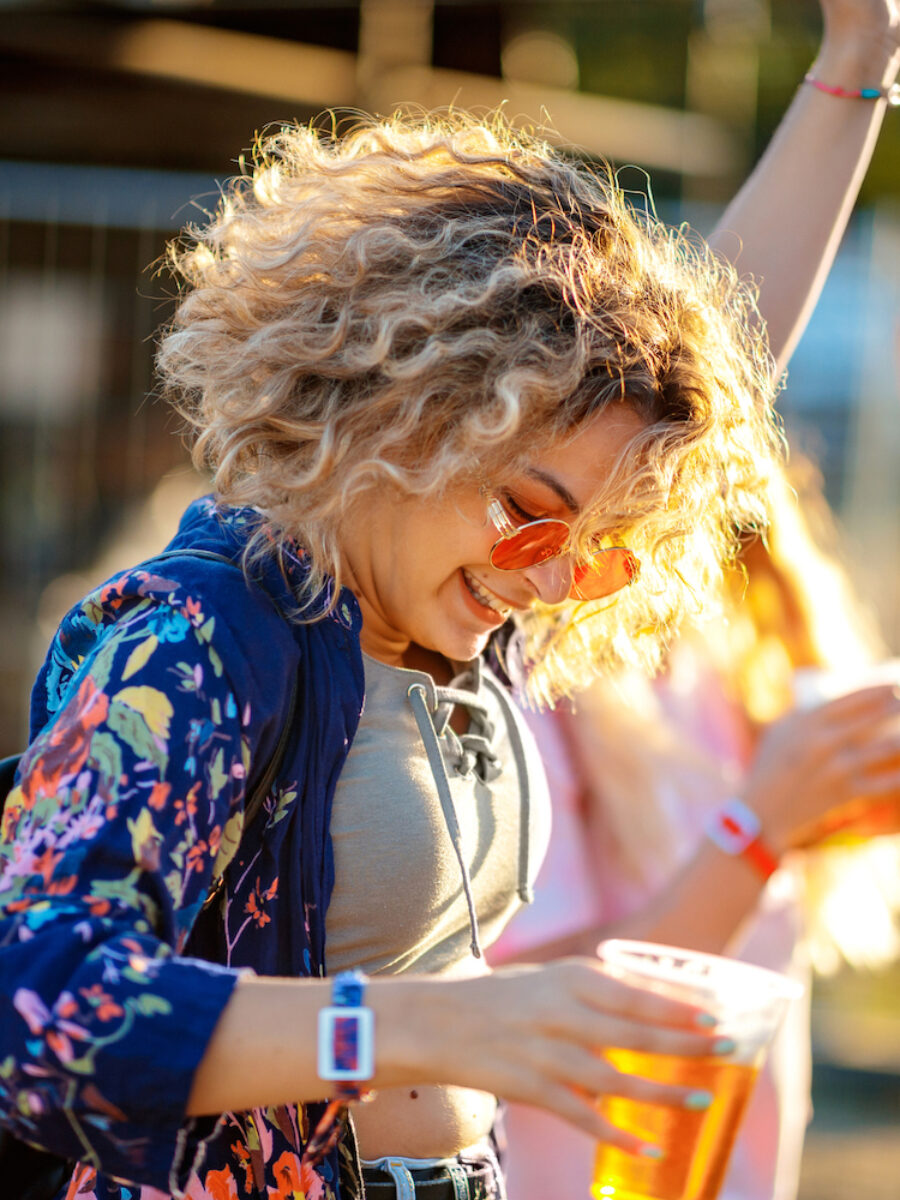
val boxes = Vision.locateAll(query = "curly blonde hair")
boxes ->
[158,111,783,705]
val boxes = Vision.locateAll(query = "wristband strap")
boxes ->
[705,798,780,882]
[304,970,375,1174]
[317,969,374,1100]
[804,73,900,107]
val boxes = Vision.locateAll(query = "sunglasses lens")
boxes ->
[490,520,570,571]
[570,548,640,601]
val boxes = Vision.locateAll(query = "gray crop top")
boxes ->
[324,654,551,976]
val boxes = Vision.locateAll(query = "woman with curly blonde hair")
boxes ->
[1,106,898,1200]
[161,115,778,701]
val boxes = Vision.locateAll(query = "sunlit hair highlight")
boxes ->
[158,111,783,704]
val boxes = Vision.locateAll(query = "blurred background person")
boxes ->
[492,455,898,1200]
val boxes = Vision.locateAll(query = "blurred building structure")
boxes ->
[1,7,899,1192]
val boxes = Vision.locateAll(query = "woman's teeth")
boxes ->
[463,570,512,618]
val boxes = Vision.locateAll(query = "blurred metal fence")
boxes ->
[0,162,218,751]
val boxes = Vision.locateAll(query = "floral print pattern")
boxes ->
[0,498,366,1199]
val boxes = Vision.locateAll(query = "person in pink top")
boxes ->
[495,460,894,1200]
[491,1,900,1197]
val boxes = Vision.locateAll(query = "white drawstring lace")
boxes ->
[406,667,533,960]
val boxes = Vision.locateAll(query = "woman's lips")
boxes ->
[460,569,515,621]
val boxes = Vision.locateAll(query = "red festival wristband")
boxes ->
[705,798,780,882]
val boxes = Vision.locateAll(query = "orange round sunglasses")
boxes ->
[486,494,640,602]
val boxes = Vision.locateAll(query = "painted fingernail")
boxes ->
[685,1090,714,1111]
[640,1144,665,1160]
[695,1012,718,1028]
[713,1038,736,1056]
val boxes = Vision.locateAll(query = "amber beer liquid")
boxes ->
[591,1049,761,1200]
[591,941,803,1200]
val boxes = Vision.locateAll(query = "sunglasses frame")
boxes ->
[485,493,640,601]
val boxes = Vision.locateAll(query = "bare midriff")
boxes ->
[353,1084,497,1160]
[353,957,496,1160]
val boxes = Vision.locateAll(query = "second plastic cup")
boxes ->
[591,939,803,1200]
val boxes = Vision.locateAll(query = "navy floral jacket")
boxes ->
[0,497,367,1199]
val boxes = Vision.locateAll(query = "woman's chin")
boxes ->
[416,625,492,671]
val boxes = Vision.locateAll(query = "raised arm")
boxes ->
[709,0,899,374]
[515,683,900,960]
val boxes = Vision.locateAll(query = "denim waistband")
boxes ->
[360,1146,506,1200]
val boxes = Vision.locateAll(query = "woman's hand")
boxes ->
[818,0,900,57]
[744,683,900,853]
[372,959,727,1155]
[815,0,900,83]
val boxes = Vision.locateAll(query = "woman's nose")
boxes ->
[521,556,572,605]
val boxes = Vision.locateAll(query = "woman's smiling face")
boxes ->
[338,404,645,669]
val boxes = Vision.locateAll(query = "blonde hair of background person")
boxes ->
[711,460,900,974]
[494,457,899,1200]
[570,456,895,949]
[495,460,900,979]
[0,112,799,1200]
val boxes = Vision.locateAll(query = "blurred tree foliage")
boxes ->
[490,0,899,203]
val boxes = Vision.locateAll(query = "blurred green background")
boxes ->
[1,4,898,1197]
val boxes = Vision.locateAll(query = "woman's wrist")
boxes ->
[740,785,794,861]
[704,797,781,882]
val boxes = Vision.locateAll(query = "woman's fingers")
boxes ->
[540,1040,716,1112]
[427,963,732,1149]
[517,1076,651,1156]
[792,692,900,759]
[509,1040,715,1155]
[855,733,900,771]
[751,689,900,846]
[573,961,719,1036]
[516,961,725,1063]
[856,767,900,796]
[568,1007,727,1060]
[818,683,900,728]
[568,960,683,1019]
[821,731,900,792]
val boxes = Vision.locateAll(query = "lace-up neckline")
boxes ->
[324,653,544,977]
[406,659,534,960]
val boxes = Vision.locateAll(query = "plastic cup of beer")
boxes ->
[591,939,803,1200]
[791,660,900,845]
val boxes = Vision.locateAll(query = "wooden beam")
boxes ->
[0,16,740,178]
[110,19,357,109]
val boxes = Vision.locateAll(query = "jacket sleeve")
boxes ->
[0,598,262,1192]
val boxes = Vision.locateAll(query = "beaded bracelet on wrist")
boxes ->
[804,73,900,106]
